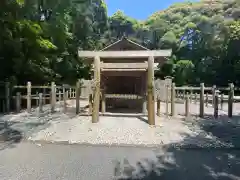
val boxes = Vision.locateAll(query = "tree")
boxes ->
[174,60,194,85]
[1,0,240,87]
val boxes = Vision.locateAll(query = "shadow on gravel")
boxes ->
[0,120,23,150]
[198,114,240,148]
[114,114,240,180]
[0,112,60,150]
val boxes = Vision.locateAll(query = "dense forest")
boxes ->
[1,0,240,86]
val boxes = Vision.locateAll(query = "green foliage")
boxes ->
[174,60,194,85]
[229,21,240,40]
[144,0,240,86]
[1,0,240,87]
[0,0,105,84]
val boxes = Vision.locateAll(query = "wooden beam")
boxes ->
[78,50,172,59]
[101,62,148,69]
[100,57,166,64]
[147,56,155,125]
[101,68,147,72]
[105,94,143,99]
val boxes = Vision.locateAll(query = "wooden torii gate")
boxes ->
[78,50,172,125]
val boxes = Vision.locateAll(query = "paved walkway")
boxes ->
[1,142,240,180]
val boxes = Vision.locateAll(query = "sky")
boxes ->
[105,0,197,20]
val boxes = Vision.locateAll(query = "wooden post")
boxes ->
[200,83,204,118]
[36,92,39,106]
[43,87,46,105]
[66,90,69,99]
[190,89,193,103]
[39,93,43,113]
[228,83,234,118]
[63,89,67,113]
[69,88,72,98]
[171,83,175,116]
[221,93,224,110]
[185,93,190,117]
[89,94,93,115]
[101,90,106,114]
[92,56,101,123]
[142,77,147,114]
[62,86,65,98]
[165,85,169,116]
[214,91,219,118]
[212,85,216,107]
[5,82,10,113]
[51,82,56,113]
[16,92,21,113]
[147,56,155,125]
[157,97,160,117]
[194,93,197,104]
[58,90,61,102]
[206,93,208,107]
[76,79,81,114]
[27,82,31,113]
[142,94,147,114]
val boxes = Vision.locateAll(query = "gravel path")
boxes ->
[1,100,240,148]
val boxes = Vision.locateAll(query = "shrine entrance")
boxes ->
[102,71,145,113]
[78,37,172,125]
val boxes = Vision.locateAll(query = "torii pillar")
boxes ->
[92,56,100,123]
[147,56,155,125]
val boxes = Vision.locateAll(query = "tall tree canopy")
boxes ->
[0,0,239,86]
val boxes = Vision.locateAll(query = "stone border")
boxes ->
[27,139,240,150]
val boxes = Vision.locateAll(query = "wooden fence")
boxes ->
[0,80,239,120]
[0,80,92,114]
[157,83,237,118]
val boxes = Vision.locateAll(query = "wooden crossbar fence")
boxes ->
[0,81,238,122]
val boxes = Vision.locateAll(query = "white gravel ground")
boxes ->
[1,100,240,148]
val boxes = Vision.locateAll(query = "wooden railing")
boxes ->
[0,80,239,119]
[1,81,92,114]
[105,94,143,100]
[156,83,236,118]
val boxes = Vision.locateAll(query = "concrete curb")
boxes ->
[26,139,240,150]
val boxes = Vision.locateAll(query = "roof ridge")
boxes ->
[101,36,148,51]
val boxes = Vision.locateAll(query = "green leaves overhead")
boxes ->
[0,0,105,84]
[0,0,240,87]
[144,0,240,86]
[229,20,240,40]
[16,0,24,5]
